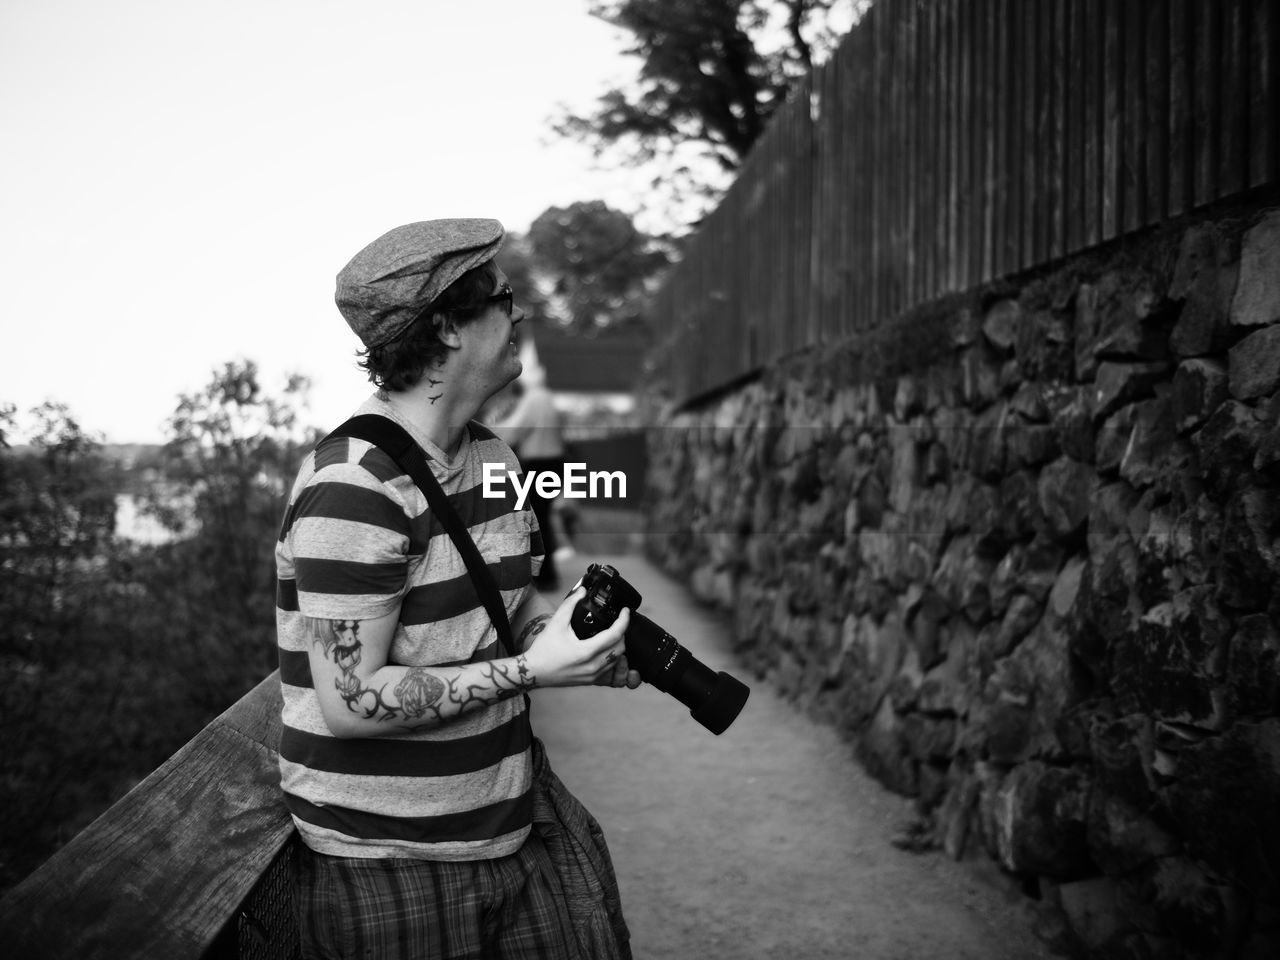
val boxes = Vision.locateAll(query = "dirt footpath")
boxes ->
[531,554,1057,960]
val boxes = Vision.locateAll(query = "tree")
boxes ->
[553,0,866,225]
[0,403,134,891]
[149,360,317,685]
[0,367,319,894]
[525,200,670,330]
[0,402,118,660]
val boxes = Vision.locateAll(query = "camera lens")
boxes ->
[626,613,749,735]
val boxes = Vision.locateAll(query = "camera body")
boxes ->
[571,563,750,735]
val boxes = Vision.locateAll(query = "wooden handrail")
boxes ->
[0,672,294,959]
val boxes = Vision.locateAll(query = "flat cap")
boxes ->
[335,218,505,349]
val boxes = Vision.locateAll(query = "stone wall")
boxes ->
[644,201,1280,959]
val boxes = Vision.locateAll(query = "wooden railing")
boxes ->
[0,674,297,959]
[648,0,1280,407]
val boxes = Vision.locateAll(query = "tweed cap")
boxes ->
[335,218,505,349]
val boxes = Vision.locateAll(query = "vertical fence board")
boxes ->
[921,0,931,299]
[888,1,904,318]
[826,49,844,344]
[790,97,802,353]
[1248,0,1276,186]
[948,0,962,292]
[1004,0,1022,275]
[870,3,885,326]
[922,0,937,300]
[819,46,834,346]
[1193,0,1221,206]
[1065,0,1084,254]
[852,14,872,335]
[1082,0,1102,247]
[1102,1,1122,238]
[935,0,949,293]
[830,57,845,343]
[904,0,921,304]
[1123,0,1147,231]
[1269,0,1280,182]
[1145,0,1170,224]
[1167,0,1191,216]
[837,35,854,339]
[1220,0,1248,197]
[903,1,917,306]
[1031,0,1045,263]
[1021,2,1037,266]
[962,0,977,289]
[803,80,816,346]
[824,62,839,345]
[1050,0,1067,260]
[980,0,996,281]
[971,0,986,288]
[756,108,770,367]
[1042,0,1055,261]
[809,72,828,346]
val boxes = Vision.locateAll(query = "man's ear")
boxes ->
[436,315,463,349]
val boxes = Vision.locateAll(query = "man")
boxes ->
[275,219,638,959]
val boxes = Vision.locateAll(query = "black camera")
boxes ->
[571,563,750,735]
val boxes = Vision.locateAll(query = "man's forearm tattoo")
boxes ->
[517,613,551,651]
[305,617,536,729]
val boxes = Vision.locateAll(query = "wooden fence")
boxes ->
[0,675,298,959]
[649,0,1280,407]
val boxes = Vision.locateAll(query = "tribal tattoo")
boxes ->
[305,617,536,730]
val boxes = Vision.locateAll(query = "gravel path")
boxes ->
[531,554,1059,960]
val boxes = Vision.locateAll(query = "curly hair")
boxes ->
[357,260,502,392]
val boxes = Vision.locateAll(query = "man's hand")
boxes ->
[523,587,639,688]
[594,649,643,689]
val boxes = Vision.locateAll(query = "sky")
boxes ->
[0,0,655,444]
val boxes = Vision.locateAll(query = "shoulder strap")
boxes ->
[324,414,517,658]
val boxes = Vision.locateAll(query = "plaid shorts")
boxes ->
[294,831,577,960]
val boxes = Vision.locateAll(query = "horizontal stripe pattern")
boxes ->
[280,758,531,822]
[401,555,531,625]
[279,648,311,687]
[280,712,531,777]
[292,820,531,864]
[287,790,533,845]
[295,556,407,596]
[279,752,532,819]
[276,397,543,861]
[280,636,507,689]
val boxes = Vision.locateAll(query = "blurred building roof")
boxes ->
[527,321,649,394]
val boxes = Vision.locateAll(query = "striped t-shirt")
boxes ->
[275,394,544,861]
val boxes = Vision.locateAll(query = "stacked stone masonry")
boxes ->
[645,205,1280,959]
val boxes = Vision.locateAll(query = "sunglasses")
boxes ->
[484,287,514,317]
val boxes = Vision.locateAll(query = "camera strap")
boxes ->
[323,414,517,659]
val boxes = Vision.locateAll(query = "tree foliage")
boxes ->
[524,200,670,329]
[152,359,316,645]
[1,405,140,890]
[0,403,118,660]
[0,364,316,894]
[554,0,864,223]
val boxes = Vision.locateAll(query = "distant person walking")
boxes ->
[497,365,567,590]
